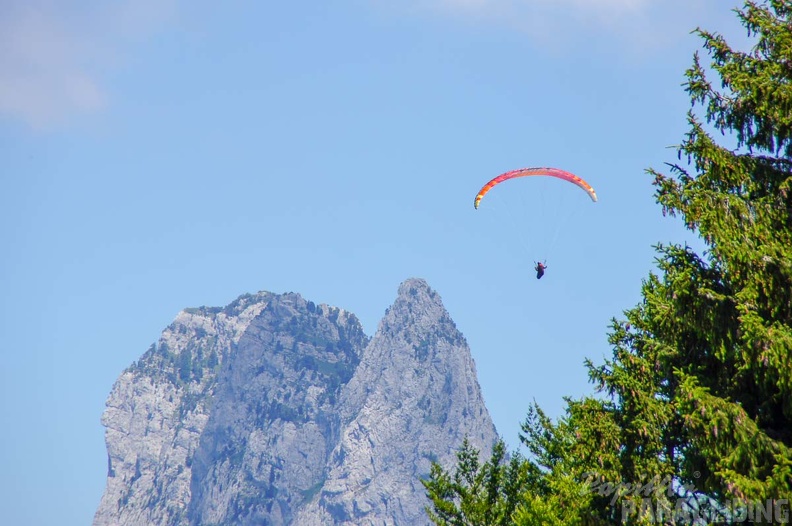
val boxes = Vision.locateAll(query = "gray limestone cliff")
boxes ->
[94,278,498,526]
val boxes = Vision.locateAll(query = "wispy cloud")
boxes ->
[0,0,176,130]
[436,0,650,14]
[394,0,741,53]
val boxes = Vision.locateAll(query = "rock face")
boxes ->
[94,278,498,526]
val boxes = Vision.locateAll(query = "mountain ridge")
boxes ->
[94,278,497,526]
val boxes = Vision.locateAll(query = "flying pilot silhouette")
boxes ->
[534,261,547,279]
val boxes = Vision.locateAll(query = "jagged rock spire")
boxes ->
[94,279,497,526]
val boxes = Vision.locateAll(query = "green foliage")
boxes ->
[590,0,792,511]
[588,0,792,507]
[178,348,193,382]
[424,2,792,524]
[644,0,792,504]
[422,406,611,525]
[422,438,529,526]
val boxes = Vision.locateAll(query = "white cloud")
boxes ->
[0,0,176,130]
[438,0,650,11]
[395,0,742,53]
[422,0,652,21]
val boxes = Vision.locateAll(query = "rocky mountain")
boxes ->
[94,278,498,526]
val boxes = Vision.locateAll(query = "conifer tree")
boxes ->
[635,0,792,506]
[424,1,792,523]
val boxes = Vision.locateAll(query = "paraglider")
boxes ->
[474,167,597,279]
[473,167,597,209]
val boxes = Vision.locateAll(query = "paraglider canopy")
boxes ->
[473,167,597,209]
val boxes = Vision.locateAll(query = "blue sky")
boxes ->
[1,1,747,524]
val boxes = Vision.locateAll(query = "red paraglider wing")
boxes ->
[473,167,597,209]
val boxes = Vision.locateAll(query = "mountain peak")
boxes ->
[397,276,431,294]
[299,280,498,524]
[395,277,440,303]
[95,280,497,526]
[376,278,456,346]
